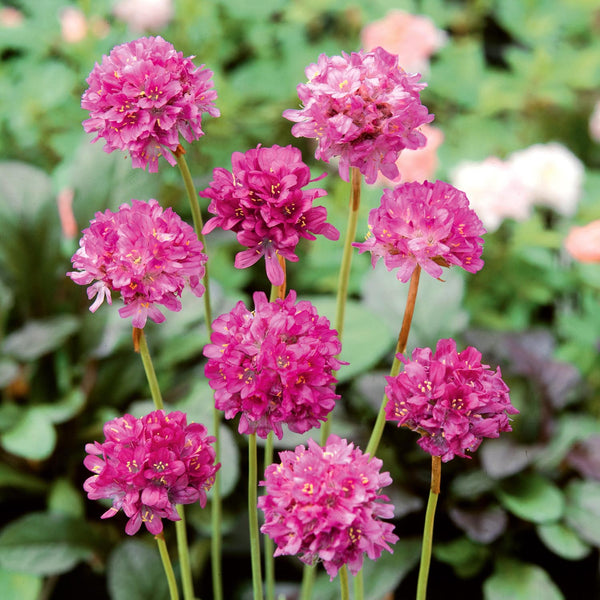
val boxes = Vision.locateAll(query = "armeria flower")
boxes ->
[203,290,346,439]
[84,410,220,535]
[385,338,518,462]
[283,47,434,184]
[68,198,207,328]
[81,36,219,172]
[258,435,398,580]
[200,144,338,286]
[353,180,486,282]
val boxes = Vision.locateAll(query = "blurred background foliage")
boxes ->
[0,0,599,598]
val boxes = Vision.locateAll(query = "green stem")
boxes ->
[175,506,195,600]
[174,147,213,329]
[354,569,364,600]
[416,456,441,600]
[339,565,350,600]
[249,433,264,600]
[174,146,222,600]
[321,166,362,444]
[135,327,164,411]
[156,533,180,600]
[299,564,315,600]
[264,432,275,600]
[365,265,421,458]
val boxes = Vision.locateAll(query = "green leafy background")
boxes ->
[1,0,599,598]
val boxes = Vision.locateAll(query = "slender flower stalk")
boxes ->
[365,265,421,458]
[174,144,222,600]
[340,565,350,600]
[249,433,264,600]
[135,327,164,411]
[156,533,180,600]
[175,507,194,600]
[416,456,441,600]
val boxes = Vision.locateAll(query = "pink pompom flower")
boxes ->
[200,144,339,286]
[258,435,398,580]
[353,179,486,282]
[68,198,207,328]
[203,290,346,439]
[283,47,434,184]
[385,339,518,462]
[81,36,219,172]
[84,410,220,535]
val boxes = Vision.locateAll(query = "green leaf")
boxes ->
[37,389,86,425]
[0,568,42,600]
[107,540,169,600]
[0,513,98,576]
[0,463,46,493]
[536,522,591,560]
[564,479,600,546]
[305,297,396,383]
[496,472,565,524]
[483,559,564,600]
[48,478,85,519]
[434,536,490,578]
[1,316,80,361]
[1,407,57,461]
[0,161,53,223]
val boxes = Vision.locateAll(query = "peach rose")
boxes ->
[564,220,600,263]
[361,9,446,73]
[60,7,88,43]
[113,0,174,32]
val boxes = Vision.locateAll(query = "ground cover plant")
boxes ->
[1,1,600,599]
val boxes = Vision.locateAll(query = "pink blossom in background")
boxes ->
[378,124,444,185]
[507,142,584,217]
[283,47,434,184]
[564,220,600,263]
[68,198,207,328]
[203,290,346,440]
[81,36,219,172]
[258,435,398,579]
[60,7,88,43]
[385,338,518,462]
[361,9,447,74]
[84,410,219,535]
[200,144,338,286]
[56,188,78,239]
[354,179,485,282]
[0,7,24,27]
[113,0,174,32]
[450,157,532,232]
[589,101,600,142]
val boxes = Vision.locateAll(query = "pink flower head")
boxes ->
[83,410,220,535]
[68,198,207,328]
[564,220,600,263]
[283,47,434,184]
[203,290,346,439]
[81,36,219,172]
[385,339,518,462]
[361,10,447,74]
[354,180,486,282]
[200,144,338,286]
[258,435,398,580]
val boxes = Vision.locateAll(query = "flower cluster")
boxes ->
[451,142,584,232]
[200,144,338,286]
[203,290,345,439]
[84,410,220,535]
[81,36,219,172]
[283,47,434,184]
[258,435,398,579]
[68,198,207,328]
[354,179,485,282]
[385,338,518,462]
